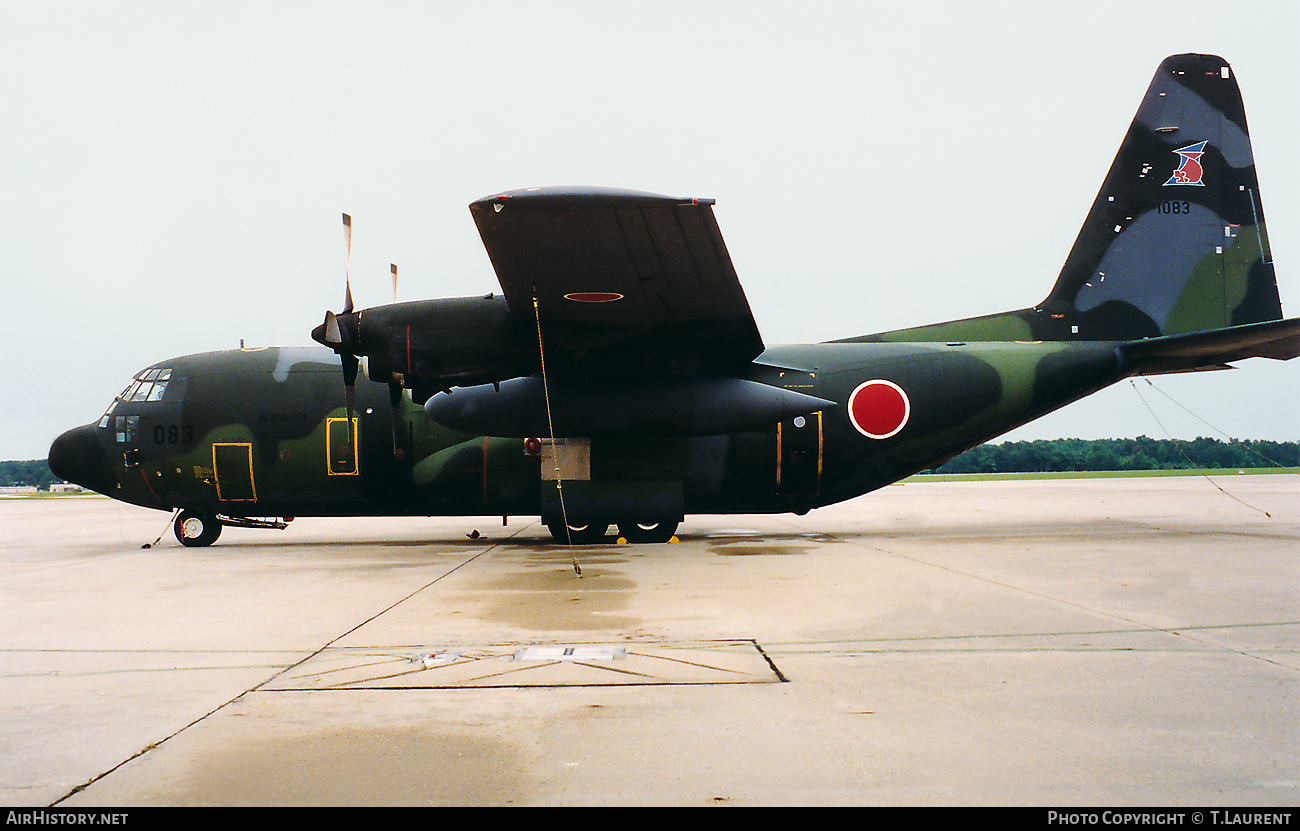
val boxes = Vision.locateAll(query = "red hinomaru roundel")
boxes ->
[848,379,910,439]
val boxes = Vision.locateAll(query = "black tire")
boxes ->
[546,520,609,545]
[175,510,222,547]
[616,520,679,544]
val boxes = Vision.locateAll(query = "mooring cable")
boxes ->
[1130,378,1273,517]
[533,292,582,576]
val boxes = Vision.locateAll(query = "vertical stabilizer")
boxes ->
[1043,53,1280,340]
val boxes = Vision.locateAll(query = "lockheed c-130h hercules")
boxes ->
[49,54,1300,547]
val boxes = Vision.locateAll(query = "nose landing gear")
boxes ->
[172,512,290,547]
[175,510,221,547]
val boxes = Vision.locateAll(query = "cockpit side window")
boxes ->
[114,415,139,444]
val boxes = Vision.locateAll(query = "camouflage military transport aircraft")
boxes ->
[49,54,1300,546]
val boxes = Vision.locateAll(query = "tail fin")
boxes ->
[1043,53,1280,340]
[858,54,1288,351]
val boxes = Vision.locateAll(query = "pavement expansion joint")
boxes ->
[262,639,785,689]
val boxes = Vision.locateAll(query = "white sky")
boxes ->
[3,1,1298,459]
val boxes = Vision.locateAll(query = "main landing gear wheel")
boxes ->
[175,510,222,547]
[616,520,679,544]
[546,520,609,545]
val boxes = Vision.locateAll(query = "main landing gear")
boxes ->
[544,518,680,544]
[545,520,609,545]
[616,520,678,544]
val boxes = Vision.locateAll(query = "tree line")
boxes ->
[0,460,60,489]
[932,437,1299,474]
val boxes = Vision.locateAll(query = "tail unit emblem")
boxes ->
[1163,141,1207,186]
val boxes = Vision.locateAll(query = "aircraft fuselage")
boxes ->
[51,340,1124,527]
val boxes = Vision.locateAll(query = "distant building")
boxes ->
[0,484,83,495]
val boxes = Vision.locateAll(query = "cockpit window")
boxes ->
[125,368,172,403]
[99,368,173,427]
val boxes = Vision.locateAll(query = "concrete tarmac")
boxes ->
[2,476,1296,806]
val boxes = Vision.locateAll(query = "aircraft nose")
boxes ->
[49,424,115,495]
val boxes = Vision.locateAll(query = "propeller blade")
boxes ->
[342,353,359,466]
[341,352,359,387]
[390,263,398,303]
[321,310,342,345]
[389,381,406,461]
[342,213,354,314]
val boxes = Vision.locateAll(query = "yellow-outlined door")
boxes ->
[212,442,257,502]
[326,417,360,476]
[776,411,823,496]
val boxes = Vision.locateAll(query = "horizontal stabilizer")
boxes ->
[1120,317,1300,374]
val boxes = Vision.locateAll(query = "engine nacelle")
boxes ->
[357,295,533,398]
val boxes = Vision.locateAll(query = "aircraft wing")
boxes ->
[469,186,764,374]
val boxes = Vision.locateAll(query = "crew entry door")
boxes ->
[327,417,359,476]
[776,411,822,496]
[212,442,257,502]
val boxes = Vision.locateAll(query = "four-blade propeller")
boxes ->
[309,213,406,462]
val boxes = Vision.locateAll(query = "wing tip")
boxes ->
[470,186,713,211]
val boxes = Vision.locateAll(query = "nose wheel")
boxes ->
[175,510,222,547]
